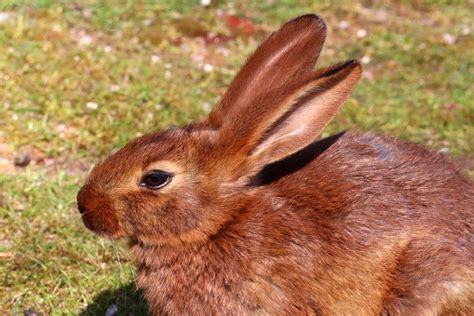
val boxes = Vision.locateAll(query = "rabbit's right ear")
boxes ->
[207,14,327,128]
[217,59,362,179]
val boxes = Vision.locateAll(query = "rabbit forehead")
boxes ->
[88,127,217,191]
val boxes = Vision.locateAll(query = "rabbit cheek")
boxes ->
[122,189,206,245]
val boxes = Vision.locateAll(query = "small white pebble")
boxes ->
[12,114,18,120]
[216,47,230,56]
[338,21,350,29]
[462,26,471,35]
[374,9,388,22]
[192,53,205,64]
[361,55,371,64]
[151,54,161,64]
[83,9,92,18]
[79,34,93,46]
[73,55,80,62]
[443,33,456,45]
[357,29,367,38]
[201,102,212,112]
[155,103,164,110]
[203,63,214,72]
[86,102,98,110]
[103,45,112,53]
[105,304,119,316]
[44,158,55,167]
[109,85,120,92]
[439,147,449,153]
[0,12,10,23]
[57,124,66,133]
[180,43,190,52]
[200,0,211,6]
[442,33,456,45]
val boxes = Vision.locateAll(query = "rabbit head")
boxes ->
[77,14,361,246]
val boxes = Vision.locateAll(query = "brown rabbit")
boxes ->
[77,15,474,315]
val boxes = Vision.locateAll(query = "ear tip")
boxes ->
[349,59,363,74]
[342,59,363,78]
[290,14,326,25]
[287,13,327,34]
[348,59,362,67]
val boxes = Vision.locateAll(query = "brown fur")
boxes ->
[77,14,474,315]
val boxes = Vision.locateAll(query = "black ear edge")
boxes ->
[248,131,347,186]
[316,59,361,79]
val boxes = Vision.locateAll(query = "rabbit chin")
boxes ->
[132,227,211,247]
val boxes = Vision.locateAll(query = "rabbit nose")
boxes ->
[77,202,88,214]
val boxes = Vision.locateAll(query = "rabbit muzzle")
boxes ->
[77,185,126,238]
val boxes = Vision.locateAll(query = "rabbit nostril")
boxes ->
[78,203,88,214]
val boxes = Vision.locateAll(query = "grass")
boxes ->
[0,1,473,315]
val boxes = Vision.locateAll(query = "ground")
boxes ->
[0,1,473,315]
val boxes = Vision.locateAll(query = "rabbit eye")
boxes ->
[140,170,172,190]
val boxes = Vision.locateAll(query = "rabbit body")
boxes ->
[130,132,473,315]
[77,14,474,315]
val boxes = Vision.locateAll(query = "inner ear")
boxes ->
[246,60,361,170]
[248,131,346,186]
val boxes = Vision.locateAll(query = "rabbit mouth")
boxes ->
[81,210,126,238]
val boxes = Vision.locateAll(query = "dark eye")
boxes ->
[140,170,172,190]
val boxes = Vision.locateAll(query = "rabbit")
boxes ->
[77,14,474,315]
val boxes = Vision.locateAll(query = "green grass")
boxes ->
[0,1,473,314]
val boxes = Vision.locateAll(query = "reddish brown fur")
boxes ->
[77,15,474,315]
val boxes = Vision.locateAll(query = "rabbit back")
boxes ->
[256,131,474,314]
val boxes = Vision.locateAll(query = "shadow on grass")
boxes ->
[80,282,149,316]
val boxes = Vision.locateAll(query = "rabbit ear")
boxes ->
[220,60,361,174]
[207,14,327,128]
[247,60,361,167]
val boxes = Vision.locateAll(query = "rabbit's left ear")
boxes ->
[239,60,361,172]
[207,14,327,129]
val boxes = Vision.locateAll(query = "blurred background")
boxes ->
[0,1,472,315]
